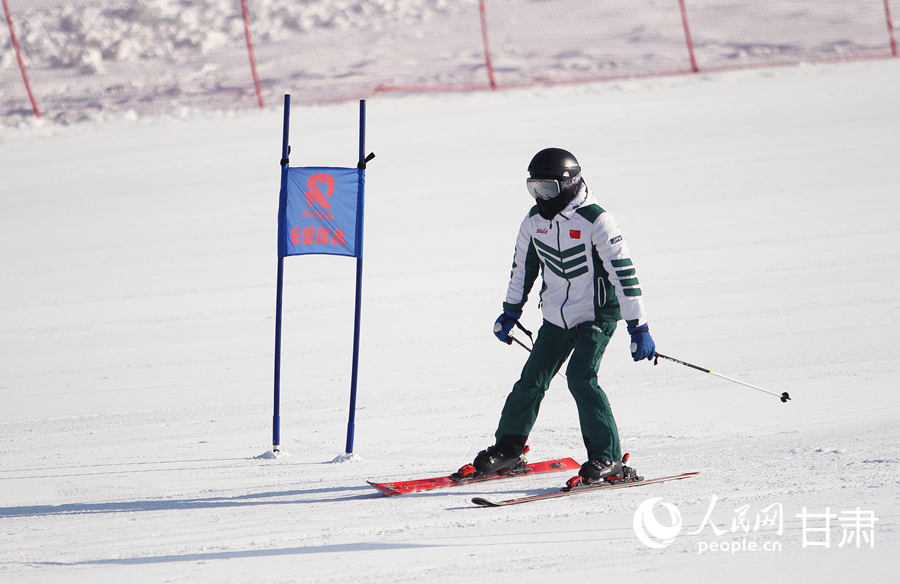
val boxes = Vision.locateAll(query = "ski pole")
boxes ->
[506,322,567,381]
[654,352,790,403]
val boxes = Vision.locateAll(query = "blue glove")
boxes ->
[628,324,656,361]
[493,310,522,344]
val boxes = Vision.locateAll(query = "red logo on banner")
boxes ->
[290,226,346,247]
[570,230,581,239]
[279,166,359,259]
[304,173,335,209]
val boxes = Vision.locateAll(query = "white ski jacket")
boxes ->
[502,186,648,330]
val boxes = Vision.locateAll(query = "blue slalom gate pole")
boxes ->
[345,99,370,455]
[272,94,291,452]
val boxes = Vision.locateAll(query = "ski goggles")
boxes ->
[526,172,581,200]
[526,178,561,200]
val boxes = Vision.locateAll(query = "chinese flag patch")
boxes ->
[570,230,581,239]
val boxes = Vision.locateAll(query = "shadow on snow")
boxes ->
[0,484,380,518]
[37,542,436,565]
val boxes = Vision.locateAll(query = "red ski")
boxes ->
[471,471,699,506]
[368,458,581,496]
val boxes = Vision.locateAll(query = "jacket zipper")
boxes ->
[555,218,571,329]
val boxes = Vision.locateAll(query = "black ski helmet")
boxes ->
[528,148,583,220]
[528,148,581,182]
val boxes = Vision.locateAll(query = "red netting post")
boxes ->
[678,0,700,72]
[479,0,497,89]
[241,0,265,108]
[2,0,40,118]
[885,0,898,57]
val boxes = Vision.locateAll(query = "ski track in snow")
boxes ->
[1,58,899,582]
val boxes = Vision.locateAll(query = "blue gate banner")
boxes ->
[278,166,364,258]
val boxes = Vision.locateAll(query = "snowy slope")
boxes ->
[1,58,899,582]
[5,0,896,122]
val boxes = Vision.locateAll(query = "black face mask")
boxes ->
[536,195,569,220]
[536,186,578,220]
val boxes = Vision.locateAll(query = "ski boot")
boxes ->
[566,453,638,488]
[453,444,529,481]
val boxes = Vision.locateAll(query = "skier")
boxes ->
[457,148,656,485]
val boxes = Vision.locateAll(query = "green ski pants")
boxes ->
[495,319,621,461]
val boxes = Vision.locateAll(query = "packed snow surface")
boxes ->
[1,58,899,582]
